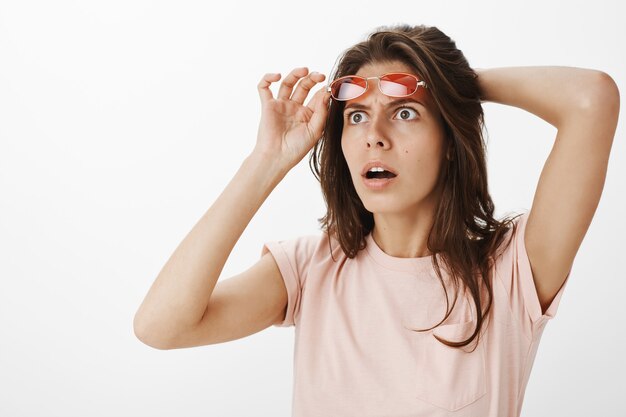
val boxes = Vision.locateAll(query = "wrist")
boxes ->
[473,67,491,102]
[243,151,289,184]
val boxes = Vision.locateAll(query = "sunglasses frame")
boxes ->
[326,72,428,101]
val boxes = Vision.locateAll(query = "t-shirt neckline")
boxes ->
[364,232,435,273]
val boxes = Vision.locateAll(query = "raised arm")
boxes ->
[476,66,619,314]
[133,68,330,349]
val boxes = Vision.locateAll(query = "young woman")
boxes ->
[134,24,619,416]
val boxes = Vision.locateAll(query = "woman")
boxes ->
[134,24,619,416]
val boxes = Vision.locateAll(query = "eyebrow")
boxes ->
[343,98,426,113]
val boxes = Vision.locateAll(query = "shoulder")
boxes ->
[489,211,527,265]
[262,231,346,266]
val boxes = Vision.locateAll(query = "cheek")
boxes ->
[340,135,356,167]
[340,140,356,181]
[401,140,444,180]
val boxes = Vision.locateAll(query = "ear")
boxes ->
[446,145,454,161]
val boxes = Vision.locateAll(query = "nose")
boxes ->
[365,113,391,149]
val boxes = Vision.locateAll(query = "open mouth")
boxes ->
[365,170,397,179]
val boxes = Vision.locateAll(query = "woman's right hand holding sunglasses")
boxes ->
[253,67,331,173]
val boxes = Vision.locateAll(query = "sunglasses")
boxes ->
[326,72,427,101]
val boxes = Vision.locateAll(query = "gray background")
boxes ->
[1,0,624,416]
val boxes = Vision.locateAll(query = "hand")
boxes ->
[253,67,331,173]
[471,67,487,102]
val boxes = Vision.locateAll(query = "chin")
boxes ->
[361,199,404,214]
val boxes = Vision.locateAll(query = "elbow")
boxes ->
[578,70,620,121]
[133,312,175,350]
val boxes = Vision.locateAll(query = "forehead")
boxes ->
[355,60,414,77]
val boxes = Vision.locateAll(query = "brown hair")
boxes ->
[308,23,523,351]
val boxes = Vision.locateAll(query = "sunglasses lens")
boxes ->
[380,73,419,96]
[330,76,367,100]
[329,73,422,100]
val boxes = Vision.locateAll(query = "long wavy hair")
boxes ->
[308,24,523,350]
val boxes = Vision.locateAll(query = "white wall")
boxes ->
[1,0,624,416]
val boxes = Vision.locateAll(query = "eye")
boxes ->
[345,106,419,125]
[394,106,419,120]
[346,111,368,125]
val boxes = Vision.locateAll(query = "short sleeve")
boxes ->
[261,235,320,327]
[496,211,571,339]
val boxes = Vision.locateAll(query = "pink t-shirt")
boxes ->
[261,211,570,417]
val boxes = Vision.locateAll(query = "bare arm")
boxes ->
[133,153,284,348]
[133,67,331,349]
[476,66,619,313]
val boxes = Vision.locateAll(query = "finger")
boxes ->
[307,88,332,140]
[257,73,281,104]
[277,67,309,100]
[305,84,328,112]
[291,72,326,104]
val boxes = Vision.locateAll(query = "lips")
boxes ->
[361,161,398,177]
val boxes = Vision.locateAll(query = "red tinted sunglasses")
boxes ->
[327,72,427,101]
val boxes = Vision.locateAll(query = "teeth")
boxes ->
[368,167,385,172]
